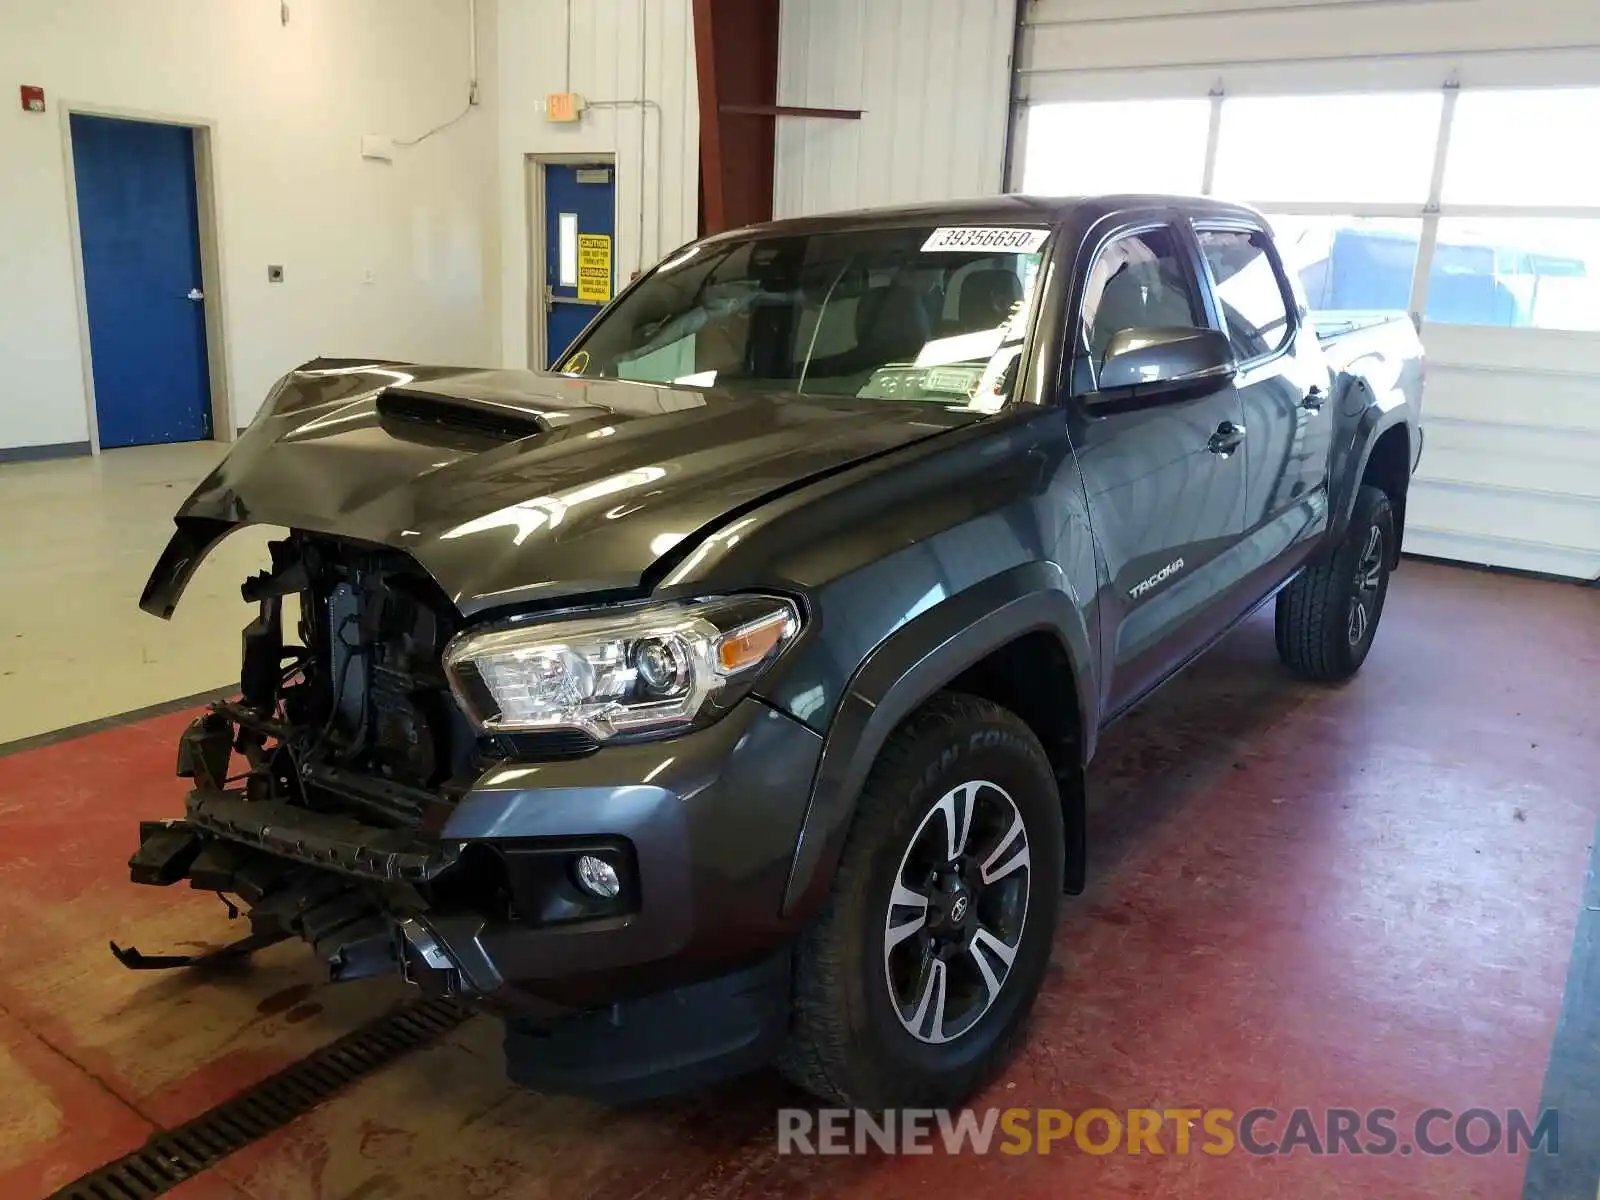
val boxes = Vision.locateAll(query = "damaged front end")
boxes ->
[122,531,631,1008]
[114,360,875,1095]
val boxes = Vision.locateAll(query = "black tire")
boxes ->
[1275,484,1395,682]
[777,692,1064,1109]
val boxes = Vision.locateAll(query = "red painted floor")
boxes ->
[0,560,1595,1199]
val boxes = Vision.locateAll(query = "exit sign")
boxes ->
[546,92,582,123]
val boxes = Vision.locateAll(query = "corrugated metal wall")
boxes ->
[497,0,699,369]
[772,0,1018,218]
[1014,0,1600,579]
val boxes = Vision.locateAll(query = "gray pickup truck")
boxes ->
[127,194,1423,1109]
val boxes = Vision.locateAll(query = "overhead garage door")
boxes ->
[1014,0,1600,581]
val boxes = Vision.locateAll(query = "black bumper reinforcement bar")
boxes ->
[182,790,456,883]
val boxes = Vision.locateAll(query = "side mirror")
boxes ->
[1092,327,1236,400]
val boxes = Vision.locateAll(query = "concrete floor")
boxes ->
[0,447,1597,1198]
[0,443,272,743]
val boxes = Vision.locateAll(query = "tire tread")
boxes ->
[1275,484,1392,682]
[777,692,1058,1108]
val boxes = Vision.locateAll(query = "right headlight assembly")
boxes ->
[442,594,802,742]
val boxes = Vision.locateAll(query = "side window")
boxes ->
[1196,228,1293,361]
[1080,227,1204,370]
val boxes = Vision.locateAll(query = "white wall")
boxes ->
[772,0,1018,218]
[495,0,699,369]
[0,0,501,450]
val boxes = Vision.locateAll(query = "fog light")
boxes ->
[574,854,621,899]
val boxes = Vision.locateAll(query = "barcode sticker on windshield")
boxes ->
[922,227,1049,253]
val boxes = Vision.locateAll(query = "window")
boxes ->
[567,226,1047,408]
[1268,215,1424,319]
[557,213,579,287]
[1213,93,1442,205]
[1025,84,1600,341]
[1444,89,1600,207]
[1080,227,1203,368]
[1022,100,1210,196]
[1424,218,1600,331]
[1198,229,1292,360]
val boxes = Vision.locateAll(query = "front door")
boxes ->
[543,162,616,368]
[1062,221,1249,716]
[71,114,212,449]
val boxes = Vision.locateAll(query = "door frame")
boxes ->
[60,102,233,454]
[525,152,618,370]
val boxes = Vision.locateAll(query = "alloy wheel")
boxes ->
[1348,524,1385,647]
[882,780,1032,1045]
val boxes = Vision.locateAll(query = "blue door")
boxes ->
[544,163,616,368]
[71,114,212,448]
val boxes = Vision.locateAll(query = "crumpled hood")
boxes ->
[153,360,981,616]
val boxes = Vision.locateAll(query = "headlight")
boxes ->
[443,595,801,741]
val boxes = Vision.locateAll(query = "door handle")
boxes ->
[1301,385,1325,411]
[1208,421,1246,456]
[186,288,204,302]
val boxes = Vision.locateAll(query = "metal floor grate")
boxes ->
[49,996,472,1200]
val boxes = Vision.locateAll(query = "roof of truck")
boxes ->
[711,194,1265,240]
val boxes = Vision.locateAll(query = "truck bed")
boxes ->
[1310,310,1423,377]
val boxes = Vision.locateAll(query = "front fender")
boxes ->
[779,560,1095,920]
[140,516,243,619]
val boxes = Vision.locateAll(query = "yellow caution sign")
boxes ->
[577,234,612,302]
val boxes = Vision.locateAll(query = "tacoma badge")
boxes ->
[1130,558,1185,599]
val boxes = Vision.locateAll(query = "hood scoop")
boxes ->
[377,388,554,447]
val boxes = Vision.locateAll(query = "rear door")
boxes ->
[1062,217,1249,716]
[1193,222,1333,574]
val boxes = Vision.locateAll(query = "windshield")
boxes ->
[558,224,1048,411]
